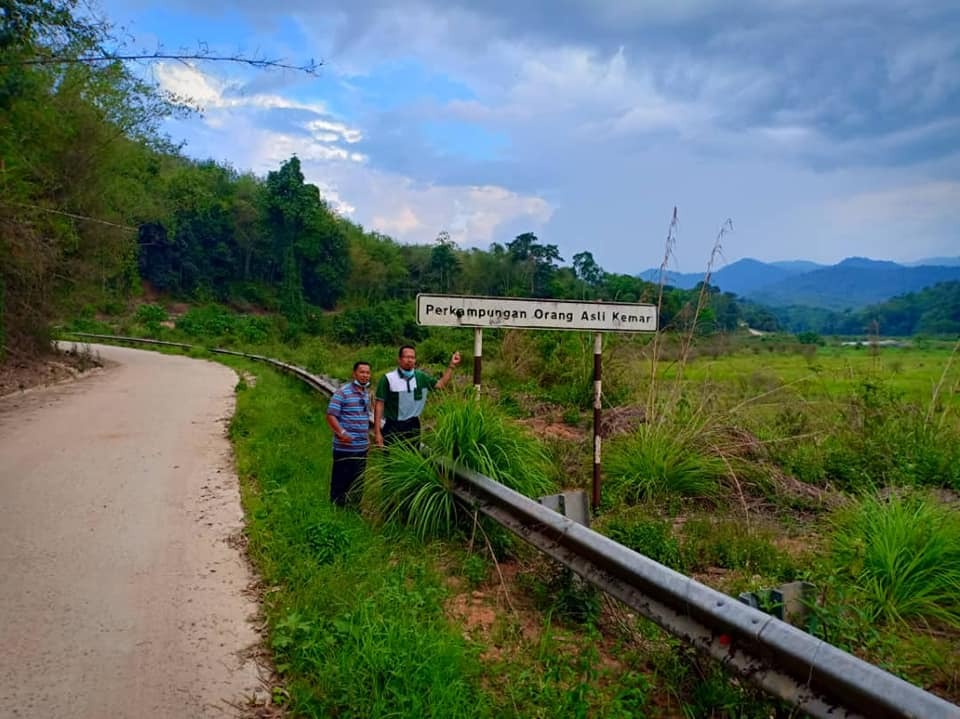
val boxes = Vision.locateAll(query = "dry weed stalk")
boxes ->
[926,337,960,427]
[671,219,732,392]
[646,206,679,424]
[647,212,733,426]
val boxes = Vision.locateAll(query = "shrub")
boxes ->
[821,380,960,490]
[681,519,786,575]
[237,315,273,344]
[829,493,960,628]
[605,424,723,504]
[332,301,408,345]
[430,395,555,498]
[363,444,457,540]
[304,520,350,565]
[604,514,683,569]
[796,332,823,345]
[135,303,167,334]
[176,304,238,339]
[364,397,555,539]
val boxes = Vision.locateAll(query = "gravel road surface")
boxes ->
[0,343,261,718]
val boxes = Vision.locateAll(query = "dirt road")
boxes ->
[0,344,261,718]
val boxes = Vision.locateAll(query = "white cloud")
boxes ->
[163,106,552,247]
[156,62,225,106]
[298,159,554,247]
[138,0,960,270]
[372,206,421,235]
[155,63,361,143]
[305,119,363,144]
[829,181,960,228]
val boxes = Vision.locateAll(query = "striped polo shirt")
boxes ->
[375,369,438,422]
[327,381,371,452]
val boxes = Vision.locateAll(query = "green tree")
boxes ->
[261,156,349,315]
[507,232,563,297]
[572,251,603,287]
[427,231,461,293]
[344,229,409,302]
[0,0,177,356]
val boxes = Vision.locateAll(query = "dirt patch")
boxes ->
[767,465,843,508]
[0,346,104,397]
[518,417,585,441]
[712,425,766,458]
[448,592,499,636]
[601,405,646,438]
[444,557,545,663]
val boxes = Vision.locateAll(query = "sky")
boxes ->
[99,0,960,274]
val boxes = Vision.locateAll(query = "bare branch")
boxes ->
[0,52,322,74]
[0,202,139,232]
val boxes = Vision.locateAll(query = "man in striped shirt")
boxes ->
[325,361,372,506]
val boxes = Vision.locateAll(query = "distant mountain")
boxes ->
[906,256,960,267]
[769,260,825,273]
[638,256,960,311]
[834,256,902,271]
[638,258,813,296]
[748,262,960,310]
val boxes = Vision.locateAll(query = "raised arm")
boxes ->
[435,350,461,390]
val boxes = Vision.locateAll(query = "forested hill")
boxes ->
[749,259,960,310]
[772,282,960,336]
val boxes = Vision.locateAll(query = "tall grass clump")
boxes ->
[829,493,960,628]
[431,394,554,497]
[605,423,724,504]
[364,445,458,540]
[364,395,555,539]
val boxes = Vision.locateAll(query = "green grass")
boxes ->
[364,395,555,540]
[429,393,555,497]
[230,367,490,718]
[605,423,724,504]
[363,445,458,540]
[828,493,960,629]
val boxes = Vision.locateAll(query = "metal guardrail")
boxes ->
[63,332,339,394]
[63,332,960,719]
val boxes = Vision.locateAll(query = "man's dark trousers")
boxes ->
[331,450,366,506]
[382,417,421,446]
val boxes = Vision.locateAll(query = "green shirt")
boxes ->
[376,369,438,421]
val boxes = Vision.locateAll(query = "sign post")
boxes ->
[417,294,658,507]
[473,327,483,398]
[593,332,602,509]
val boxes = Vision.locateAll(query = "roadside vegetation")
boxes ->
[83,303,960,716]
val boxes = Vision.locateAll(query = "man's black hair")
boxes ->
[353,360,371,371]
[398,344,416,357]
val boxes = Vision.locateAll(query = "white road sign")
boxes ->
[417,294,658,332]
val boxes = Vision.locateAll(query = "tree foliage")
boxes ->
[1,0,175,356]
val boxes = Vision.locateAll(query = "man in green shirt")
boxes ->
[374,344,461,446]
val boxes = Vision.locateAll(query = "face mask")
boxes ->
[354,379,370,388]
[399,368,415,379]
